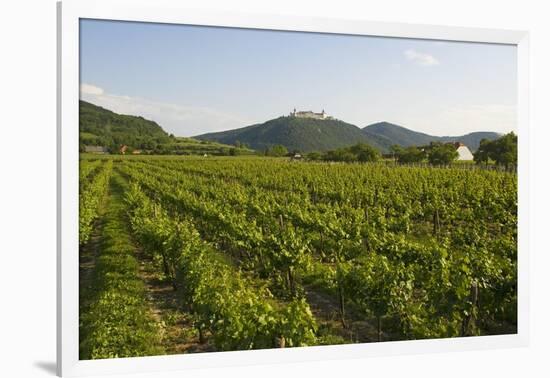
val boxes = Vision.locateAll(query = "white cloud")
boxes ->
[80,83,104,95]
[404,49,440,66]
[80,85,252,136]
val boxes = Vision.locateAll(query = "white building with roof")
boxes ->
[290,108,333,120]
[453,142,474,160]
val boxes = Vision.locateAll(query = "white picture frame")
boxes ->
[57,1,530,376]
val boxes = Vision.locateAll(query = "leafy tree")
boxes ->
[322,143,380,163]
[349,143,380,162]
[474,132,517,168]
[266,145,289,157]
[140,140,157,150]
[323,149,356,162]
[474,139,492,164]
[389,145,403,162]
[306,152,322,161]
[396,146,426,163]
[427,143,458,165]
[79,100,170,150]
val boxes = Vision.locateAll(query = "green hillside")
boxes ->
[363,121,501,151]
[361,129,395,152]
[79,100,501,155]
[363,122,438,147]
[162,137,255,156]
[79,100,170,151]
[79,101,253,155]
[196,116,388,153]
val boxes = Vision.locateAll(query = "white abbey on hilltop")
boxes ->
[287,108,474,161]
[290,108,334,120]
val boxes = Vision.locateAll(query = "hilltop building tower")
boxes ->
[290,108,333,120]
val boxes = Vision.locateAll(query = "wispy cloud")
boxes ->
[404,49,440,66]
[80,83,104,95]
[79,83,252,136]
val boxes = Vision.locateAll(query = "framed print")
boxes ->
[57,1,529,376]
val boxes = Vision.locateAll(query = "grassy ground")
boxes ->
[79,172,163,359]
[79,169,210,358]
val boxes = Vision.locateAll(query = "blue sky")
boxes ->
[80,19,517,137]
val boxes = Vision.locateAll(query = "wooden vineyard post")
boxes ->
[461,281,479,336]
[377,315,383,342]
[433,208,441,236]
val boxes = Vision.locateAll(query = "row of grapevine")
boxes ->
[131,157,516,240]
[115,157,516,341]
[80,173,163,359]
[99,156,516,343]
[79,160,113,245]
[123,177,318,350]
[79,159,102,183]
[137,157,515,224]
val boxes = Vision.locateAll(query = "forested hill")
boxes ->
[195,116,391,153]
[79,100,170,150]
[363,121,501,151]
[79,100,501,154]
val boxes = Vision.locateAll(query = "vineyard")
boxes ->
[78,155,517,359]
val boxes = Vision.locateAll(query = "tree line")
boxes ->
[473,132,517,168]
[388,132,517,167]
[306,143,381,162]
[293,132,517,168]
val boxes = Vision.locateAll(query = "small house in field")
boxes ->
[119,145,128,154]
[453,142,474,161]
[132,149,142,155]
[83,145,108,154]
[290,153,303,161]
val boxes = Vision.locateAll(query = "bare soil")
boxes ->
[115,167,213,354]
[303,284,389,343]
[134,251,215,354]
[79,191,109,311]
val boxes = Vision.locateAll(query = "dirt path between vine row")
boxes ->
[115,169,214,354]
[303,284,384,343]
[134,251,215,354]
[79,187,110,312]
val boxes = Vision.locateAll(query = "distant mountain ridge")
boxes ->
[196,116,390,153]
[196,117,500,153]
[79,100,169,148]
[363,121,501,152]
[79,100,254,155]
[80,100,501,154]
